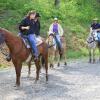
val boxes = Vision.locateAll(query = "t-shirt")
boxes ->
[53,23,58,33]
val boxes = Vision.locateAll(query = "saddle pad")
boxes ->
[22,36,43,48]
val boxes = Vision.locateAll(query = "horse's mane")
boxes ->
[0,27,15,35]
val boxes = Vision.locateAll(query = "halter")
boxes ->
[47,35,56,48]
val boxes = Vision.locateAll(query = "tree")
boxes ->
[54,0,60,7]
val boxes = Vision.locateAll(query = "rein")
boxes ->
[48,44,55,48]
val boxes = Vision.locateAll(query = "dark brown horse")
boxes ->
[0,27,48,87]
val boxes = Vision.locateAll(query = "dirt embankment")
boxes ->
[0,53,12,67]
[0,44,12,67]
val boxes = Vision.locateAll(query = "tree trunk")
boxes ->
[54,0,60,7]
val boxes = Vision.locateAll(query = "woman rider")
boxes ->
[6,12,41,61]
[48,17,64,54]
[19,11,39,60]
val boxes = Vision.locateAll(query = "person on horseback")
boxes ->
[19,11,39,60]
[90,18,100,41]
[34,12,41,37]
[6,11,40,61]
[48,17,64,54]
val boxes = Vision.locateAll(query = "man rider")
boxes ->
[90,18,100,41]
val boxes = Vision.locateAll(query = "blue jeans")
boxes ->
[54,34,62,50]
[97,32,100,42]
[27,34,38,58]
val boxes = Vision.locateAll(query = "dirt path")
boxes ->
[0,59,100,100]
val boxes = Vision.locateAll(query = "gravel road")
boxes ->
[0,59,100,100]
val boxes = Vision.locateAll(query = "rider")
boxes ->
[48,17,64,54]
[34,12,41,37]
[90,18,100,41]
[19,11,39,60]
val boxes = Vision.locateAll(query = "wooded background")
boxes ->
[0,0,100,58]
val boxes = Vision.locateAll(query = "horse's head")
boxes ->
[0,33,5,45]
[48,34,55,46]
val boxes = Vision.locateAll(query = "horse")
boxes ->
[87,31,100,63]
[46,34,67,67]
[55,35,67,66]
[46,34,56,68]
[0,27,48,87]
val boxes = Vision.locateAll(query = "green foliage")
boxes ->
[0,0,100,58]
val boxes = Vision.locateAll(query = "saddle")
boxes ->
[22,36,43,48]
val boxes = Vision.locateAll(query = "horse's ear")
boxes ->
[0,34,5,45]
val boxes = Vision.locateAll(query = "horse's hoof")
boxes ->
[34,80,38,84]
[88,59,91,63]
[57,63,60,67]
[27,74,30,78]
[64,62,67,66]
[50,64,54,68]
[14,84,20,90]
[14,85,17,87]
[46,81,48,84]
[93,59,95,63]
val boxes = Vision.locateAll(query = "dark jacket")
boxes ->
[91,23,100,32]
[34,20,40,36]
[19,17,35,35]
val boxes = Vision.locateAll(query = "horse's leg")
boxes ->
[93,49,95,63]
[57,52,60,67]
[13,61,22,87]
[28,60,31,77]
[99,47,100,61]
[44,57,48,81]
[89,49,92,63]
[35,60,40,82]
[64,52,67,66]
[51,53,55,68]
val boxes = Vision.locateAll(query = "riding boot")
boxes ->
[6,54,11,62]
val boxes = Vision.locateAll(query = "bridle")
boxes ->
[47,35,56,48]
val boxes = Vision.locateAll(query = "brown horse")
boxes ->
[0,27,48,87]
[46,34,67,68]
[46,35,56,68]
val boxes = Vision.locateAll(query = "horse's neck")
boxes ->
[2,29,18,51]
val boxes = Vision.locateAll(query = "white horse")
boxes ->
[87,31,100,63]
